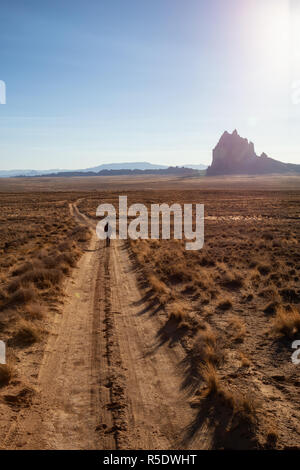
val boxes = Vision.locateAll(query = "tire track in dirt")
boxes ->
[108,239,197,449]
[95,239,129,449]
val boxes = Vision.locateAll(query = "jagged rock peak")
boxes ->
[206,130,300,175]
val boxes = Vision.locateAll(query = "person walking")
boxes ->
[104,221,111,247]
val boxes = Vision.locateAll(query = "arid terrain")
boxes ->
[0,175,299,450]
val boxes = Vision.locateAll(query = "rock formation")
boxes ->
[206,130,300,176]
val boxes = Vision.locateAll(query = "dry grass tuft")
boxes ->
[229,316,246,342]
[13,320,42,346]
[200,366,260,424]
[265,428,279,448]
[0,364,13,387]
[23,302,45,320]
[191,327,222,368]
[263,301,278,315]
[148,274,169,295]
[4,286,35,308]
[235,393,260,418]
[272,305,300,337]
[220,272,244,290]
[201,363,221,396]
[168,302,189,324]
[147,274,171,305]
[217,298,232,311]
[257,264,271,276]
[239,352,251,367]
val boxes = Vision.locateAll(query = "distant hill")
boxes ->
[79,162,168,172]
[0,162,165,177]
[183,164,207,170]
[31,166,200,178]
[0,161,207,177]
[0,169,66,178]
[207,130,300,176]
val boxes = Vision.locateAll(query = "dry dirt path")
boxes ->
[2,202,202,450]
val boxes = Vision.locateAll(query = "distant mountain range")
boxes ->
[33,166,201,178]
[5,132,299,178]
[0,161,207,178]
[207,130,300,176]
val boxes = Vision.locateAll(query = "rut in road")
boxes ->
[2,202,203,450]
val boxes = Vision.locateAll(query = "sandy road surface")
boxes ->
[2,202,201,450]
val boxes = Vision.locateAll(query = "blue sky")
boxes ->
[0,0,299,170]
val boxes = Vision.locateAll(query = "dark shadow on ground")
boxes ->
[180,394,260,450]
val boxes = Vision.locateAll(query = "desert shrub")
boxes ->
[265,428,279,448]
[168,302,189,323]
[57,241,73,253]
[239,352,251,367]
[233,393,260,423]
[272,306,300,337]
[191,328,222,368]
[5,286,35,307]
[229,316,246,342]
[11,262,32,277]
[55,252,78,267]
[148,274,169,295]
[0,364,13,386]
[0,289,7,302]
[73,226,91,242]
[263,302,277,315]
[201,363,221,396]
[162,262,192,284]
[217,299,232,311]
[15,268,63,290]
[220,272,243,290]
[41,255,59,269]
[199,255,215,267]
[257,264,271,276]
[13,320,41,346]
[23,302,45,320]
[280,288,300,303]
[262,232,274,241]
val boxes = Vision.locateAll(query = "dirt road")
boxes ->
[2,202,201,450]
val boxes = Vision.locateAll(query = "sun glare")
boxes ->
[257,2,290,77]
